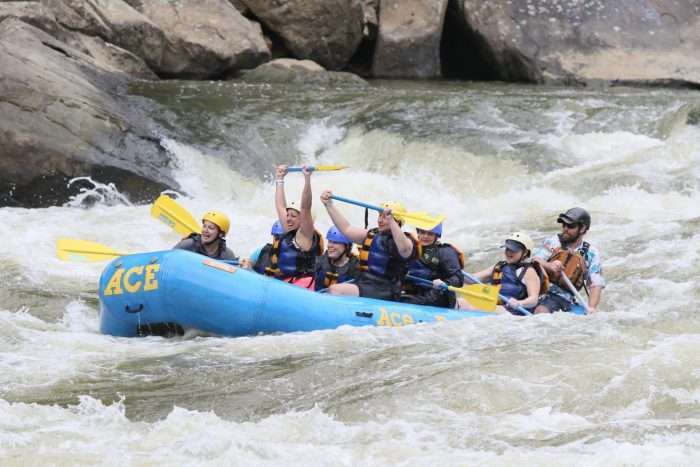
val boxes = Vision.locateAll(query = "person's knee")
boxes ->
[534,304,550,314]
[329,283,356,296]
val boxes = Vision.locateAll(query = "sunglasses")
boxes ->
[561,222,579,229]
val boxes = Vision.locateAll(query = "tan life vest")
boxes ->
[547,242,589,291]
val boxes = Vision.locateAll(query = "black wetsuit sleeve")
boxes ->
[173,238,196,251]
[439,247,464,287]
[220,248,239,261]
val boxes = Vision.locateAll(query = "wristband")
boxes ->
[275,180,284,184]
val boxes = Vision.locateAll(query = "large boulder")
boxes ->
[240,0,364,70]
[372,0,448,78]
[454,0,700,85]
[1,1,154,79]
[125,0,270,78]
[44,0,170,75]
[0,18,176,207]
[44,0,269,79]
[238,58,368,86]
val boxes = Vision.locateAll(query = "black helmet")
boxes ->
[557,207,591,230]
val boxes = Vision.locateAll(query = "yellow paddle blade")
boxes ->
[448,284,500,312]
[312,165,348,171]
[151,194,200,236]
[56,238,126,262]
[393,209,446,231]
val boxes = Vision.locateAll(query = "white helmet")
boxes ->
[504,232,534,253]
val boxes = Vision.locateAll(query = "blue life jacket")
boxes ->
[265,229,323,279]
[359,228,416,281]
[492,261,529,301]
[407,243,464,281]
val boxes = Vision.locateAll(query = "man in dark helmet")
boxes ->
[532,207,605,314]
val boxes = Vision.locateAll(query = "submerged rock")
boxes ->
[238,58,368,86]
[0,18,176,208]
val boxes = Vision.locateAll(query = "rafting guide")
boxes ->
[533,207,605,314]
[173,210,237,261]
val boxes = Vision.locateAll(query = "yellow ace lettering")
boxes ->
[123,266,144,293]
[103,269,124,296]
[377,308,392,326]
[144,264,160,291]
[103,264,160,296]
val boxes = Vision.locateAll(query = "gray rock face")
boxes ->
[0,18,176,207]
[372,0,448,78]
[1,1,156,80]
[241,0,364,70]
[456,0,700,84]
[45,0,171,76]
[126,0,270,78]
[45,0,269,79]
[239,58,368,86]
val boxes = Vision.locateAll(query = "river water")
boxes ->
[1,80,700,465]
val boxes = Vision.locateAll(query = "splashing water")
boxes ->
[65,177,134,208]
[2,81,700,464]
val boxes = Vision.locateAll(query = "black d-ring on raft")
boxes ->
[125,304,144,314]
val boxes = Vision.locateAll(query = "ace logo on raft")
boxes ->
[103,264,160,296]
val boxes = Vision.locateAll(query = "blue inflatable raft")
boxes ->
[98,249,496,337]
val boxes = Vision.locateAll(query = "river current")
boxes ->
[1,80,699,465]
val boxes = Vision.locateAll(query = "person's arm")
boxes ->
[587,286,602,312]
[437,248,464,288]
[295,166,315,251]
[507,267,540,309]
[173,238,194,251]
[320,190,368,243]
[220,248,239,261]
[386,210,413,259]
[274,165,290,232]
[533,256,563,277]
[469,266,494,284]
[585,245,604,313]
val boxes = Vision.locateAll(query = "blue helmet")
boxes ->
[430,222,443,237]
[271,220,283,236]
[326,226,351,245]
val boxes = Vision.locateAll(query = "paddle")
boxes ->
[406,275,499,312]
[56,238,126,262]
[150,194,201,236]
[287,165,348,172]
[560,274,590,314]
[330,195,445,231]
[462,271,533,316]
[57,238,243,267]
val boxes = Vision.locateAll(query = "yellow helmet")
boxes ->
[381,201,406,223]
[202,211,230,236]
